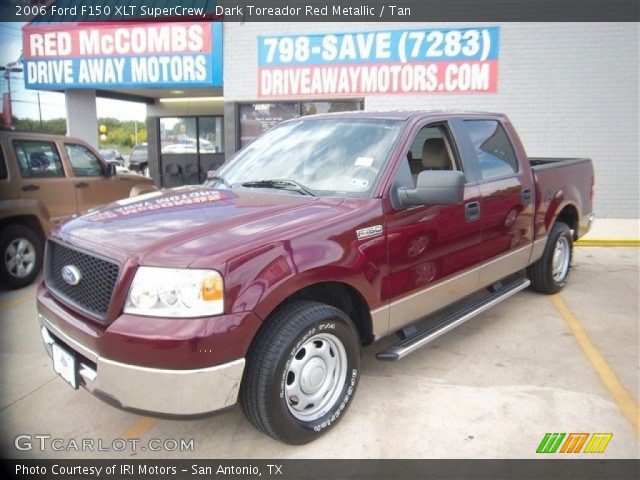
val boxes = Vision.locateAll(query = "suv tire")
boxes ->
[0,224,43,289]
[527,221,573,294]
[241,300,361,444]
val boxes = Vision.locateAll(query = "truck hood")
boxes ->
[58,186,345,268]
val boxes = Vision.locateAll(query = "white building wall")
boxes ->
[223,22,639,218]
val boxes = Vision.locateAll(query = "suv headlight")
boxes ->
[124,267,224,317]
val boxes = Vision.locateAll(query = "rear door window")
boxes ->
[463,120,519,179]
[12,140,65,178]
[64,144,104,177]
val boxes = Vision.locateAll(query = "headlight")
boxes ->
[124,267,224,317]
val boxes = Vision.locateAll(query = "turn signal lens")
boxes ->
[202,272,223,301]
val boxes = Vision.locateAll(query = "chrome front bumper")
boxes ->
[39,314,245,416]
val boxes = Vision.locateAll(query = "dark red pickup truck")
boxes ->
[37,111,594,444]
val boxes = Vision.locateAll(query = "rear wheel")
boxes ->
[241,301,360,444]
[527,221,573,294]
[0,224,43,289]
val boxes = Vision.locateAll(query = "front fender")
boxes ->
[223,236,385,322]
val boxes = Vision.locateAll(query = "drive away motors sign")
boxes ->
[258,27,499,97]
[22,22,223,89]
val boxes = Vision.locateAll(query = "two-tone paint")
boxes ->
[36,111,594,415]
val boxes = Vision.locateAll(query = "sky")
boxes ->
[0,22,146,122]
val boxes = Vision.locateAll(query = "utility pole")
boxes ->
[37,92,43,130]
[0,61,24,130]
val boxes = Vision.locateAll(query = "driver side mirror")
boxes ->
[398,170,465,207]
[104,162,117,177]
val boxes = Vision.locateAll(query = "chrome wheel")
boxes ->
[552,236,570,282]
[5,238,36,279]
[285,333,348,421]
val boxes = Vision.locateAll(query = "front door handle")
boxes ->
[521,188,532,204]
[22,184,40,191]
[465,201,481,222]
[75,182,89,189]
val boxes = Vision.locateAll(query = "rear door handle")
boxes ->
[21,184,40,191]
[465,201,481,222]
[75,182,89,189]
[521,188,532,204]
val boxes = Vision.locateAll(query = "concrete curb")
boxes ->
[575,239,640,247]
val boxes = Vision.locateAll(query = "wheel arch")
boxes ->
[0,214,47,244]
[253,276,375,346]
[554,203,580,240]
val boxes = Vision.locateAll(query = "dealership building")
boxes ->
[21,21,639,218]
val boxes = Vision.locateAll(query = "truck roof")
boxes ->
[301,110,507,121]
[0,130,87,143]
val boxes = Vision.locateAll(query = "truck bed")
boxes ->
[529,157,591,171]
[529,156,594,240]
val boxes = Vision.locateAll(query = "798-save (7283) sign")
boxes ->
[258,27,499,98]
[22,22,223,90]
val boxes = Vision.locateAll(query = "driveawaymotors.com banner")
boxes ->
[258,26,499,97]
[21,22,223,89]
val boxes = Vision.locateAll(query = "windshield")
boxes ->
[212,118,404,197]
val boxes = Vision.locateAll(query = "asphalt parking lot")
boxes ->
[1,247,638,459]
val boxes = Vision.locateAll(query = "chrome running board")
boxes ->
[376,278,531,361]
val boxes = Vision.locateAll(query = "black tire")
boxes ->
[0,224,43,289]
[241,300,361,444]
[527,221,573,294]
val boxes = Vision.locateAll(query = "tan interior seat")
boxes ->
[412,138,452,184]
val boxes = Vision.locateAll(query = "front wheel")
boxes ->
[241,301,361,444]
[527,221,573,294]
[0,224,43,289]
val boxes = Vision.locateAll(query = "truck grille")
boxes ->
[44,240,120,323]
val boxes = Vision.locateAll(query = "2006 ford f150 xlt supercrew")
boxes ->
[37,111,594,444]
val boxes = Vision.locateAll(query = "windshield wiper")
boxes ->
[241,179,316,197]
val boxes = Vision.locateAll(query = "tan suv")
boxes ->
[0,131,156,289]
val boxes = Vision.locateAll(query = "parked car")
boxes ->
[99,150,130,174]
[128,143,149,177]
[99,148,124,166]
[37,112,594,444]
[0,131,157,289]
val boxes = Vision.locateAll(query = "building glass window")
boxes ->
[239,100,363,148]
[239,103,299,147]
[160,117,223,154]
[160,117,198,154]
[198,117,224,153]
[300,101,362,116]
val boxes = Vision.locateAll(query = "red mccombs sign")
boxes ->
[22,22,223,89]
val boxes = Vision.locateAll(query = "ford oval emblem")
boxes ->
[61,265,82,286]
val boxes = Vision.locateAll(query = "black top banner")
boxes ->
[0,0,639,22]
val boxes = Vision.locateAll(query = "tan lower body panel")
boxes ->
[372,243,539,339]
